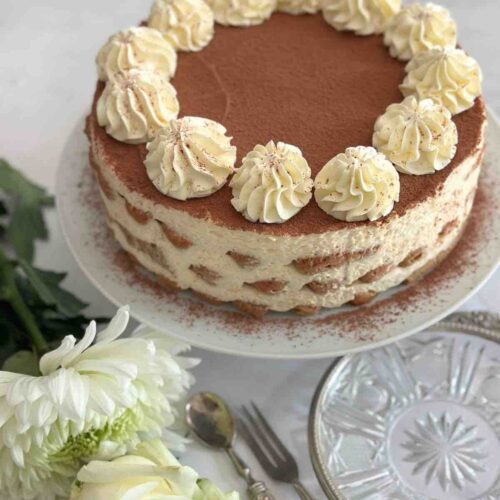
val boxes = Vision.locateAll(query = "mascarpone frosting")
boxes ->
[373,96,458,175]
[315,146,400,222]
[384,2,457,61]
[97,69,179,144]
[278,0,320,15]
[400,47,483,115]
[144,116,236,200]
[322,0,400,36]
[148,0,215,52]
[230,141,313,223]
[96,27,177,82]
[207,0,276,27]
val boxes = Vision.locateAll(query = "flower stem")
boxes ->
[8,288,49,357]
[0,248,49,357]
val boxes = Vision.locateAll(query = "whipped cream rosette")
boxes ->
[230,141,313,223]
[384,2,457,61]
[315,146,400,222]
[96,27,177,82]
[207,0,277,27]
[323,0,400,36]
[86,0,486,317]
[278,0,320,15]
[400,47,482,115]
[148,0,215,51]
[373,96,458,175]
[97,68,179,144]
[144,116,237,200]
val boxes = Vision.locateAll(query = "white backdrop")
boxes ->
[2,1,500,497]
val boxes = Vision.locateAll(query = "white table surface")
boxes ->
[2,1,500,498]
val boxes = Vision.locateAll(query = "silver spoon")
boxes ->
[186,392,275,500]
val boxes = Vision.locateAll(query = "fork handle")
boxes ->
[292,480,315,500]
[226,447,275,500]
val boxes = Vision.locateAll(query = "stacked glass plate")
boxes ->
[309,312,500,500]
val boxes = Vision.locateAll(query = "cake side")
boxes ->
[86,6,487,317]
[87,114,485,315]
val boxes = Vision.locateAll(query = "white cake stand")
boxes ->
[55,110,500,359]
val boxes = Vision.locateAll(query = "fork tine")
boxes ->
[250,402,295,462]
[242,405,284,464]
[237,414,276,472]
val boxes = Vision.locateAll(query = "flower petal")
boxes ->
[60,321,97,368]
[40,335,77,375]
[96,306,130,345]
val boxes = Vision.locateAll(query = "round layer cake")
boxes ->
[86,11,486,317]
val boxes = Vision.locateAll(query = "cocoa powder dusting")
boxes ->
[308,184,498,341]
[80,8,493,348]
[80,140,498,349]
[113,181,497,343]
[88,12,486,237]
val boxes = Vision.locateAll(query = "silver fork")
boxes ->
[239,403,316,500]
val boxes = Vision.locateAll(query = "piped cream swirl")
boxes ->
[400,47,483,115]
[314,146,400,222]
[230,141,313,223]
[97,69,179,144]
[96,27,177,82]
[323,0,400,36]
[384,2,457,61]
[207,0,276,27]
[148,0,215,52]
[144,117,237,200]
[278,0,320,15]
[373,96,458,175]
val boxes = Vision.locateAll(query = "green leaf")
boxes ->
[0,306,24,340]
[6,204,48,262]
[0,159,54,262]
[38,315,88,343]
[0,308,25,366]
[0,159,53,205]
[2,350,39,375]
[0,247,16,300]
[18,260,87,316]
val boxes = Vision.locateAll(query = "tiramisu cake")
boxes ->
[86,0,485,317]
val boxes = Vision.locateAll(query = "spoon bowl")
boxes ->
[186,392,235,449]
[186,392,275,499]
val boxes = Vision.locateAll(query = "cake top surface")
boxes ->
[91,12,485,236]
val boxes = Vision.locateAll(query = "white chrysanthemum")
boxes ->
[70,439,239,500]
[0,306,198,500]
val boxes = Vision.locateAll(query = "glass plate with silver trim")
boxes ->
[309,312,500,499]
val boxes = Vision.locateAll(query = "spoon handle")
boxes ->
[227,447,275,500]
[248,481,275,500]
